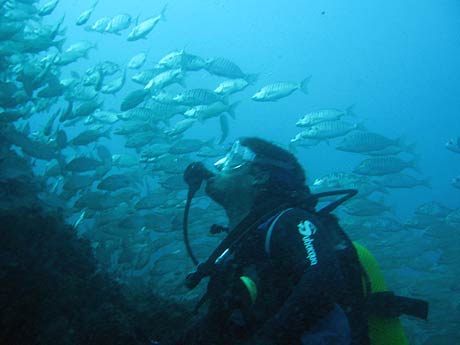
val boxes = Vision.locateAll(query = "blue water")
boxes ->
[43,0,459,218]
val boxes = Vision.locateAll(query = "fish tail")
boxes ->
[245,73,259,84]
[227,101,240,119]
[346,104,356,117]
[299,75,311,94]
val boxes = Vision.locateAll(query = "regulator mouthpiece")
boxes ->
[184,162,214,195]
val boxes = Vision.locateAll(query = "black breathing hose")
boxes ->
[183,162,214,266]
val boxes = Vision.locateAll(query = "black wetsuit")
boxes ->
[179,207,369,345]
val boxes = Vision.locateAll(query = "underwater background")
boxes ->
[1,0,459,344]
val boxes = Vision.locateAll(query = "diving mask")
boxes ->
[214,140,296,172]
[214,140,256,171]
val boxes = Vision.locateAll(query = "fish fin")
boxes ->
[346,104,356,117]
[299,75,311,94]
[221,94,229,105]
[178,76,187,88]
[288,142,298,154]
[218,114,229,144]
[403,142,417,155]
[356,122,366,131]
[377,183,389,195]
[160,4,168,21]
[409,155,421,174]
[421,178,432,189]
[104,128,112,140]
[205,137,215,148]
[245,73,259,84]
[54,38,66,52]
[226,101,240,119]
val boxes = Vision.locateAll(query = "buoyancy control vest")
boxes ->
[182,186,428,345]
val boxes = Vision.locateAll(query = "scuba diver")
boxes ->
[176,137,428,345]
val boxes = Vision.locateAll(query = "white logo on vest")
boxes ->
[297,220,318,266]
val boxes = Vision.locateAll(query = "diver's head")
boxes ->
[206,137,311,213]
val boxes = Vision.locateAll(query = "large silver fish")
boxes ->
[205,57,257,82]
[297,120,362,140]
[296,106,355,127]
[336,131,400,153]
[127,5,166,41]
[173,88,224,106]
[106,14,132,35]
[252,76,310,102]
[128,52,147,69]
[214,78,250,95]
[76,0,99,26]
[38,0,59,16]
[353,156,419,176]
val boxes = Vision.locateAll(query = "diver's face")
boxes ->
[205,163,256,207]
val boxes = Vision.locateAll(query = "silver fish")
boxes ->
[132,67,166,85]
[100,69,126,94]
[128,52,147,69]
[214,78,250,95]
[157,50,205,71]
[446,138,460,153]
[85,110,119,124]
[296,106,355,127]
[76,0,99,26]
[205,57,257,82]
[97,174,134,191]
[336,131,400,153]
[173,88,224,106]
[252,76,310,102]
[66,156,104,172]
[343,197,392,217]
[144,68,185,91]
[184,101,239,121]
[38,0,59,16]
[298,120,362,140]
[140,143,171,160]
[87,16,111,33]
[127,5,166,41]
[164,118,197,137]
[120,89,149,111]
[112,154,139,168]
[379,173,431,189]
[106,14,132,34]
[70,127,111,146]
[353,156,419,176]
[63,174,94,191]
[414,201,452,218]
